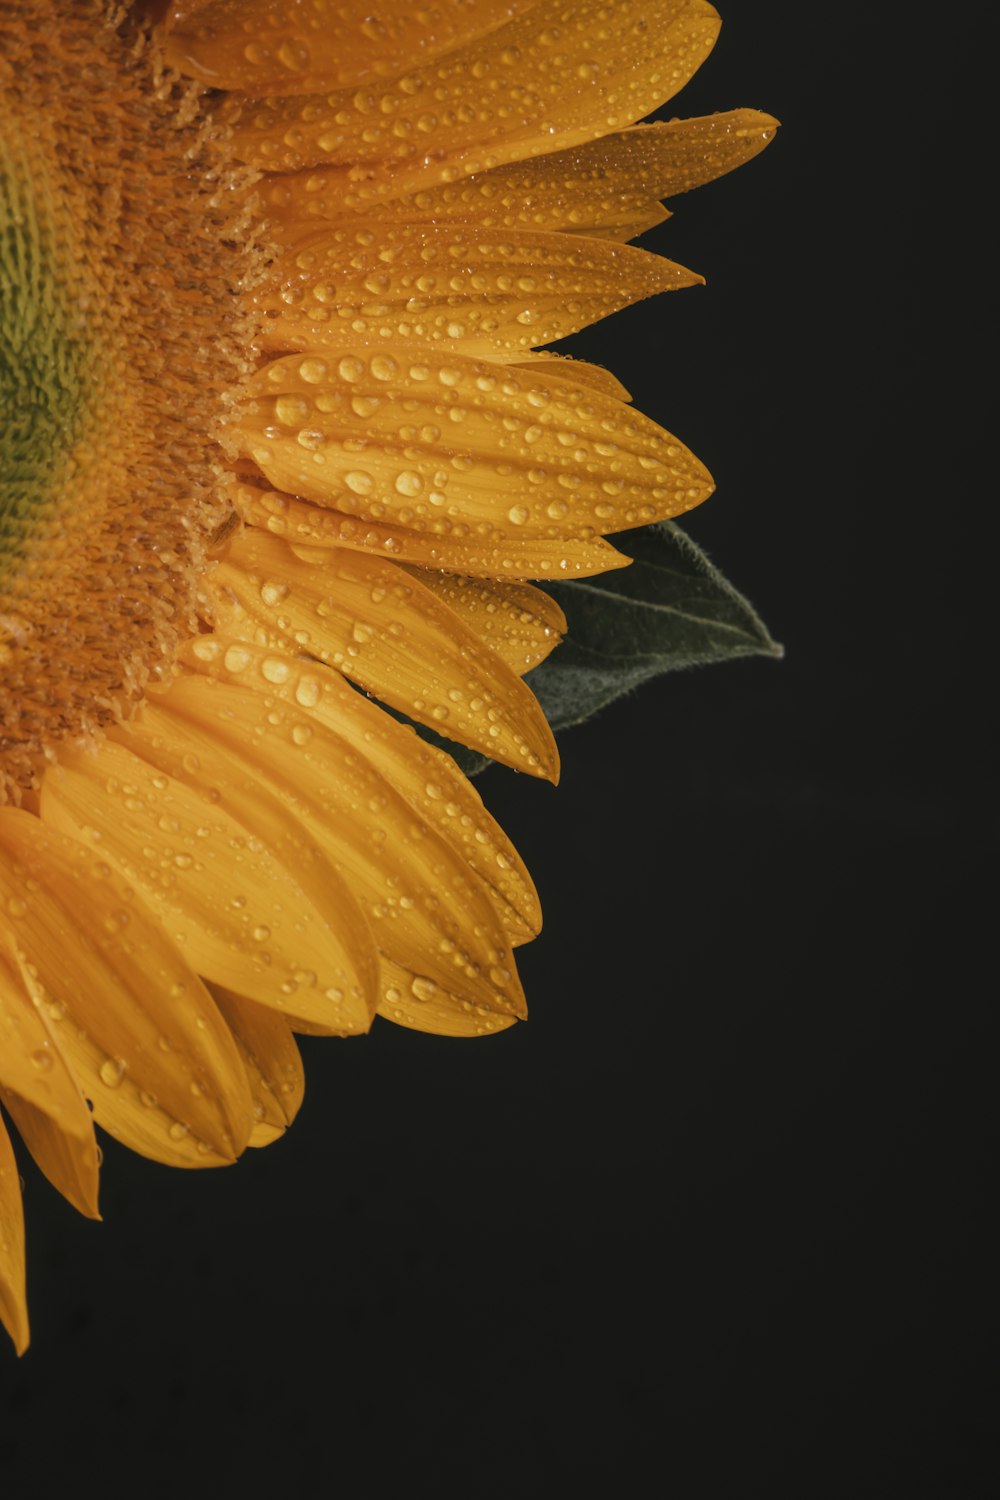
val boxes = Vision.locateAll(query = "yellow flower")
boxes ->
[0,0,775,1352]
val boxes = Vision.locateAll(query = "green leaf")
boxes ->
[411,522,781,776]
[526,521,782,734]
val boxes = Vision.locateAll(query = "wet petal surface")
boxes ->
[210,529,560,777]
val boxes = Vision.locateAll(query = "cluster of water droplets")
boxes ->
[136,665,530,1022]
[217,0,721,207]
[235,345,710,552]
[210,527,556,775]
[0,831,250,1163]
[183,634,540,942]
[254,216,693,357]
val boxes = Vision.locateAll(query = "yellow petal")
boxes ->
[218,0,721,191]
[108,704,379,1034]
[39,740,375,1035]
[303,110,777,240]
[0,813,254,1168]
[153,671,529,1024]
[0,1089,100,1222]
[210,529,559,778]
[401,567,564,676]
[0,948,100,1219]
[179,635,541,943]
[0,1109,28,1355]
[4,931,235,1172]
[0,945,95,1143]
[21,1021,236,1172]
[233,481,631,580]
[211,987,304,1147]
[167,0,540,95]
[234,345,713,543]
[378,957,519,1038]
[509,356,632,402]
[252,222,701,358]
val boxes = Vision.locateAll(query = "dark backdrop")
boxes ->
[2,4,989,1495]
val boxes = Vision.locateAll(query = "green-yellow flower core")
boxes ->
[0,138,94,567]
[0,0,248,800]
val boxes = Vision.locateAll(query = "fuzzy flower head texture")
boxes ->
[0,0,775,1353]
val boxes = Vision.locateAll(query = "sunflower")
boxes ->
[0,0,775,1352]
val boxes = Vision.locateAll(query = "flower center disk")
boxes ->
[0,0,247,799]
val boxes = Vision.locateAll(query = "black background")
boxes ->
[2,4,991,1495]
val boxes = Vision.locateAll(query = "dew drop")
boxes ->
[275,395,309,425]
[260,580,289,610]
[295,675,321,708]
[261,656,291,684]
[99,1058,126,1089]
[277,40,309,72]
[299,358,328,384]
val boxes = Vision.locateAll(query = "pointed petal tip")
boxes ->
[732,109,780,134]
[546,745,561,788]
[526,724,559,786]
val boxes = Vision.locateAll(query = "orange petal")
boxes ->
[609,110,780,200]
[296,110,777,239]
[3,951,239,1173]
[0,1107,28,1354]
[509,356,632,402]
[167,0,539,95]
[108,704,379,1034]
[378,957,520,1038]
[252,222,701,358]
[259,183,667,249]
[0,948,100,1218]
[219,0,721,190]
[4,927,245,1172]
[39,740,375,1035]
[211,987,304,1147]
[16,1005,237,1171]
[179,635,541,943]
[401,567,564,676]
[0,812,254,1167]
[209,528,559,778]
[233,481,631,580]
[234,346,714,543]
[0,1089,100,1222]
[152,671,529,1024]
[257,173,660,248]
